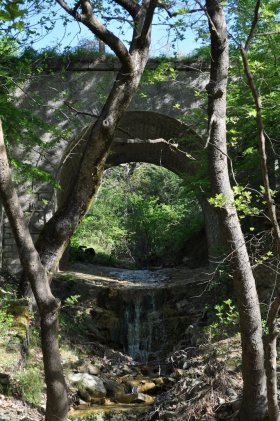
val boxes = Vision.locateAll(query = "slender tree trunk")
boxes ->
[265,297,280,421]
[205,1,267,419]
[239,2,280,417]
[0,121,68,421]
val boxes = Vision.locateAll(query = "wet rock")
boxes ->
[138,381,156,393]
[153,377,166,385]
[125,378,156,393]
[116,392,155,404]
[101,377,125,398]
[68,373,106,399]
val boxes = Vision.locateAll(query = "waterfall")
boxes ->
[124,292,164,362]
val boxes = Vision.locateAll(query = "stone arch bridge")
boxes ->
[1,58,219,270]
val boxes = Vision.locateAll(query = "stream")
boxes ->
[55,264,210,420]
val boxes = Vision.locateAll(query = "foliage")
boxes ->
[0,305,13,339]
[205,299,239,342]
[0,282,16,340]
[71,164,203,267]
[15,367,44,405]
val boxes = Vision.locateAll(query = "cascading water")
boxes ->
[85,266,207,363]
[123,290,166,362]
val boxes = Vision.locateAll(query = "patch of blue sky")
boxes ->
[26,4,201,57]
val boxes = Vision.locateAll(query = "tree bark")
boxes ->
[0,121,68,421]
[205,1,267,419]
[199,195,224,261]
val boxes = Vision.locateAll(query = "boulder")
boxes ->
[101,376,125,398]
[87,364,101,376]
[68,373,106,399]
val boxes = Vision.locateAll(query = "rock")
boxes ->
[0,373,10,385]
[116,392,155,404]
[68,373,106,398]
[227,388,238,401]
[231,398,242,411]
[125,378,156,393]
[138,381,156,393]
[122,364,132,374]
[101,376,125,397]
[78,388,91,402]
[134,393,155,404]
[153,377,164,385]
[87,364,101,375]
[90,397,106,405]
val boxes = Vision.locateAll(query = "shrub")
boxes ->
[15,367,44,405]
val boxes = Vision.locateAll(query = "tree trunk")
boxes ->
[0,121,68,420]
[265,297,280,421]
[239,2,280,416]
[205,1,267,419]
[35,52,151,274]
[199,195,224,261]
[17,50,151,300]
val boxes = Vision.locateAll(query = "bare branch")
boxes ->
[157,1,202,18]
[244,0,261,51]
[101,15,134,27]
[64,101,99,119]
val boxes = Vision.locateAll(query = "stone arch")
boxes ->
[57,111,203,208]
[58,111,222,264]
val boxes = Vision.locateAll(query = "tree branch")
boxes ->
[139,0,158,45]
[64,101,99,119]
[56,0,133,69]
[114,0,140,19]
[101,15,134,27]
[255,31,280,36]
[244,0,261,51]
[194,0,218,35]
[157,1,202,18]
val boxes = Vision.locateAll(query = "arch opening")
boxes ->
[68,163,207,269]
[57,111,203,209]
[57,111,209,269]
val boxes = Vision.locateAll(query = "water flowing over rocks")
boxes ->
[55,264,211,363]
[53,264,213,419]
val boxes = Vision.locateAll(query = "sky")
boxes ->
[29,5,202,57]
